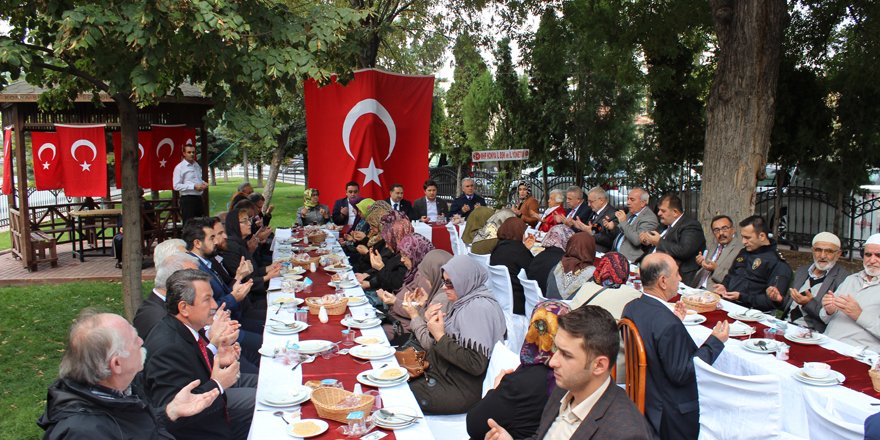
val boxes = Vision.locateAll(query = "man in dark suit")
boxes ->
[143,269,256,440]
[331,181,362,227]
[485,305,652,440]
[554,185,593,233]
[640,194,706,287]
[133,252,199,339]
[412,179,450,221]
[776,232,849,332]
[449,177,487,218]
[387,183,415,219]
[574,186,616,252]
[622,253,728,440]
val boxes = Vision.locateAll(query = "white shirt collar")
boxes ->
[152,289,166,302]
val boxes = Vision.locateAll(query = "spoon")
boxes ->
[274,411,290,425]
[756,340,768,351]
[378,409,422,420]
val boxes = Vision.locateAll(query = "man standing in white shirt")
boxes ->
[485,306,652,440]
[173,143,208,225]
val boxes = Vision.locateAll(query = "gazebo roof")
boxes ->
[0,80,212,106]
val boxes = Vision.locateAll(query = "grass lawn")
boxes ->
[0,281,156,440]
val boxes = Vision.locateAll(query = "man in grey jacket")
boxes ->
[602,188,658,263]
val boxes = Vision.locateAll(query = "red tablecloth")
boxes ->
[429,224,453,254]
[695,307,880,398]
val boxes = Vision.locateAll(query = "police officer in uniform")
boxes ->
[714,215,793,312]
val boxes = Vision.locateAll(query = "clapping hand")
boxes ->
[230,278,253,302]
[369,249,384,270]
[356,244,369,255]
[165,380,220,422]
[216,342,240,368]
[461,204,471,214]
[553,213,567,224]
[427,308,446,341]
[602,217,616,231]
[210,349,240,389]
[614,210,627,223]
[573,217,590,232]
[640,230,661,246]
[234,256,253,280]
[350,231,366,241]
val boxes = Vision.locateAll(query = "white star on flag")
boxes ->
[42,162,50,170]
[80,161,91,172]
[159,159,167,168]
[358,158,384,188]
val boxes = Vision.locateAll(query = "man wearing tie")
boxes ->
[449,177,486,218]
[574,187,616,252]
[694,215,744,290]
[387,184,414,220]
[639,194,705,287]
[553,186,592,233]
[603,188,658,263]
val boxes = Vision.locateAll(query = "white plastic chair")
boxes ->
[446,223,467,255]
[488,264,528,354]
[802,392,864,440]
[467,250,490,267]
[517,268,547,319]
[481,341,521,397]
[424,414,468,440]
[694,358,783,440]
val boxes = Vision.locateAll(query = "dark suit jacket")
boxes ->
[655,215,706,287]
[412,196,450,220]
[449,193,487,218]
[143,316,231,440]
[530,383,652,440]
[783,263,849,332]
[566,202,594,233]
[220,236,268,296]
[622,296,725,440]
[331,197,360,226]
[133,291,167,340]
[189,252,240,316]
[589,204,616,252]
[387,198,414,220]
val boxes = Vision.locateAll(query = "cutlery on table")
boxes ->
[756,340,768,351]
[378,409,422,420]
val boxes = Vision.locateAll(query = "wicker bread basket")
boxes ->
[305,296,349,315]
[307,232,326,245]
[681,291,721,313]
[290,255,321,269]
[310,386,375,423]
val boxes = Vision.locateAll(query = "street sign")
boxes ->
[471,149,529,162]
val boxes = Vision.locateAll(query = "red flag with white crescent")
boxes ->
[1,128,12,194]
[113,131,153,189]
[304,69,433,200]
[55,124,108,197]
[31,132,63,190]
[150,124,187,190]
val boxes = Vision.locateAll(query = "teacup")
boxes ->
[803,362,831,379]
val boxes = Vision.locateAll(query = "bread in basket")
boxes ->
[680,291,720,313]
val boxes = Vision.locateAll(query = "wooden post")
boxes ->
[12,105,33,270]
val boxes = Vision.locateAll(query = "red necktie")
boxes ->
[197,335,212,370]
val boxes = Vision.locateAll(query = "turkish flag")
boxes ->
[31,132,63,190]
[150,124,187,190]
[56,124,108,197]
[304,69,433,201]
[112,131,153,189]
[1,128,11,194]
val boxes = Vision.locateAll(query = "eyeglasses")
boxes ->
[442,278,454,289]
[812,247,838,256]
[712,226,732,234]
[239,218,250,224]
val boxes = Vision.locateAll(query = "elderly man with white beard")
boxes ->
[820,233,880,352]
[773,232,849,332]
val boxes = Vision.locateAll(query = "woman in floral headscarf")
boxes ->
[527,224,575,293]
[298,188,331,225]
[356,216,414,293]
[546,232,597,300]
[344,200,386,271]
[466,300,570,439]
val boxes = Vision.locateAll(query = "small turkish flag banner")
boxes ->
[56,124,108,197]
[112,131,153,189]
[304,69,433,201]
[31,132,63,190]
[1,128,12,194]
[150,124,187,191]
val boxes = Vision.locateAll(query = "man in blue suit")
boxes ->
[622,253,729,439]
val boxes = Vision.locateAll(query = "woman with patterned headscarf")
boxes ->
[546,232,597,300]
[356,216,414,293]
[466,300,570,439]
[297,188,330,225]
[376,234,434,306]
[512,182,540,227]
[343,199,386,272]
[471,208,517,254]
[570,252,641,319]
[527,224,575,293]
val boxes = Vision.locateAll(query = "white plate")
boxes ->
[287,419,329,438]
[683,314,707,326]
[328,281,359,289]
[273,297,305,306]
[350,344,395,360]
[741,338,781,353]
[259,386,312,407]
[287,266,306,275]
[784,332,827,345]
[346,296,368,306]
[341,317,382,329]
[728,322,756,337]
[293,339,334,354]
[283,274,303,281]
[267,321,309,335]
[325,265,353,273]
[354,336,384,345]
[728,311,764,322]
[369,367,408,382]
[258,345,286,357]
[793,370,845,386]
[356,371,410,388]
[373,406,421,429]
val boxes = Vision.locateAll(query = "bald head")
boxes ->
[640,253,680,300]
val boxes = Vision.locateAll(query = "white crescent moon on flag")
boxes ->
[341,99,396,161]
[38,143,57,161]
[138,143,144,160]
[71,139,97,162]
[186,137,194,147]
[156,138,173,159]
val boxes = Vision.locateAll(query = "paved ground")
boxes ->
[0,242,155,286]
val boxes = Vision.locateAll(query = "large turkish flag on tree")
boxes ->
[304,69,434,201]
[56,124,108,197]
[150,124,187,190]
[112,131,153,189]
[31,132,63,190]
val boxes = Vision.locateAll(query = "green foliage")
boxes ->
[443,32,489,166]
[462,70,497,152]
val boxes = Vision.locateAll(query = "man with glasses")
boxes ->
[820,233,880,351]
[449,177,486,218]
[694,215,744,290]
[714,215,793,312]
[776,232,849,332]
[173,144,208,225]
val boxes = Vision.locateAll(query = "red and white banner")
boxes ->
[472,149,530,162]
[304,69,433,200]
[31,132,63,190]
[1,128,12,194]
[150,124,187,190]
[112,131,154,189]
[55,124,108,197]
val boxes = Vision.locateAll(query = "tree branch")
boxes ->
[31,61,111,93]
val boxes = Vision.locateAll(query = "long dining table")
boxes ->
[248,227,435,440]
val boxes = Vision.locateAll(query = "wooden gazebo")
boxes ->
[0,81,213,270]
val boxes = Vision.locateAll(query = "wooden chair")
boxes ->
[617,318,647,414]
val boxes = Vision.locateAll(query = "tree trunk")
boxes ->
[700,0,786,242]
[117,96,144,321]
[242,149,249,182]
[257,161,264,188]
[223,169,228,182]
[210,166,216,186]
[264,130,290,213]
